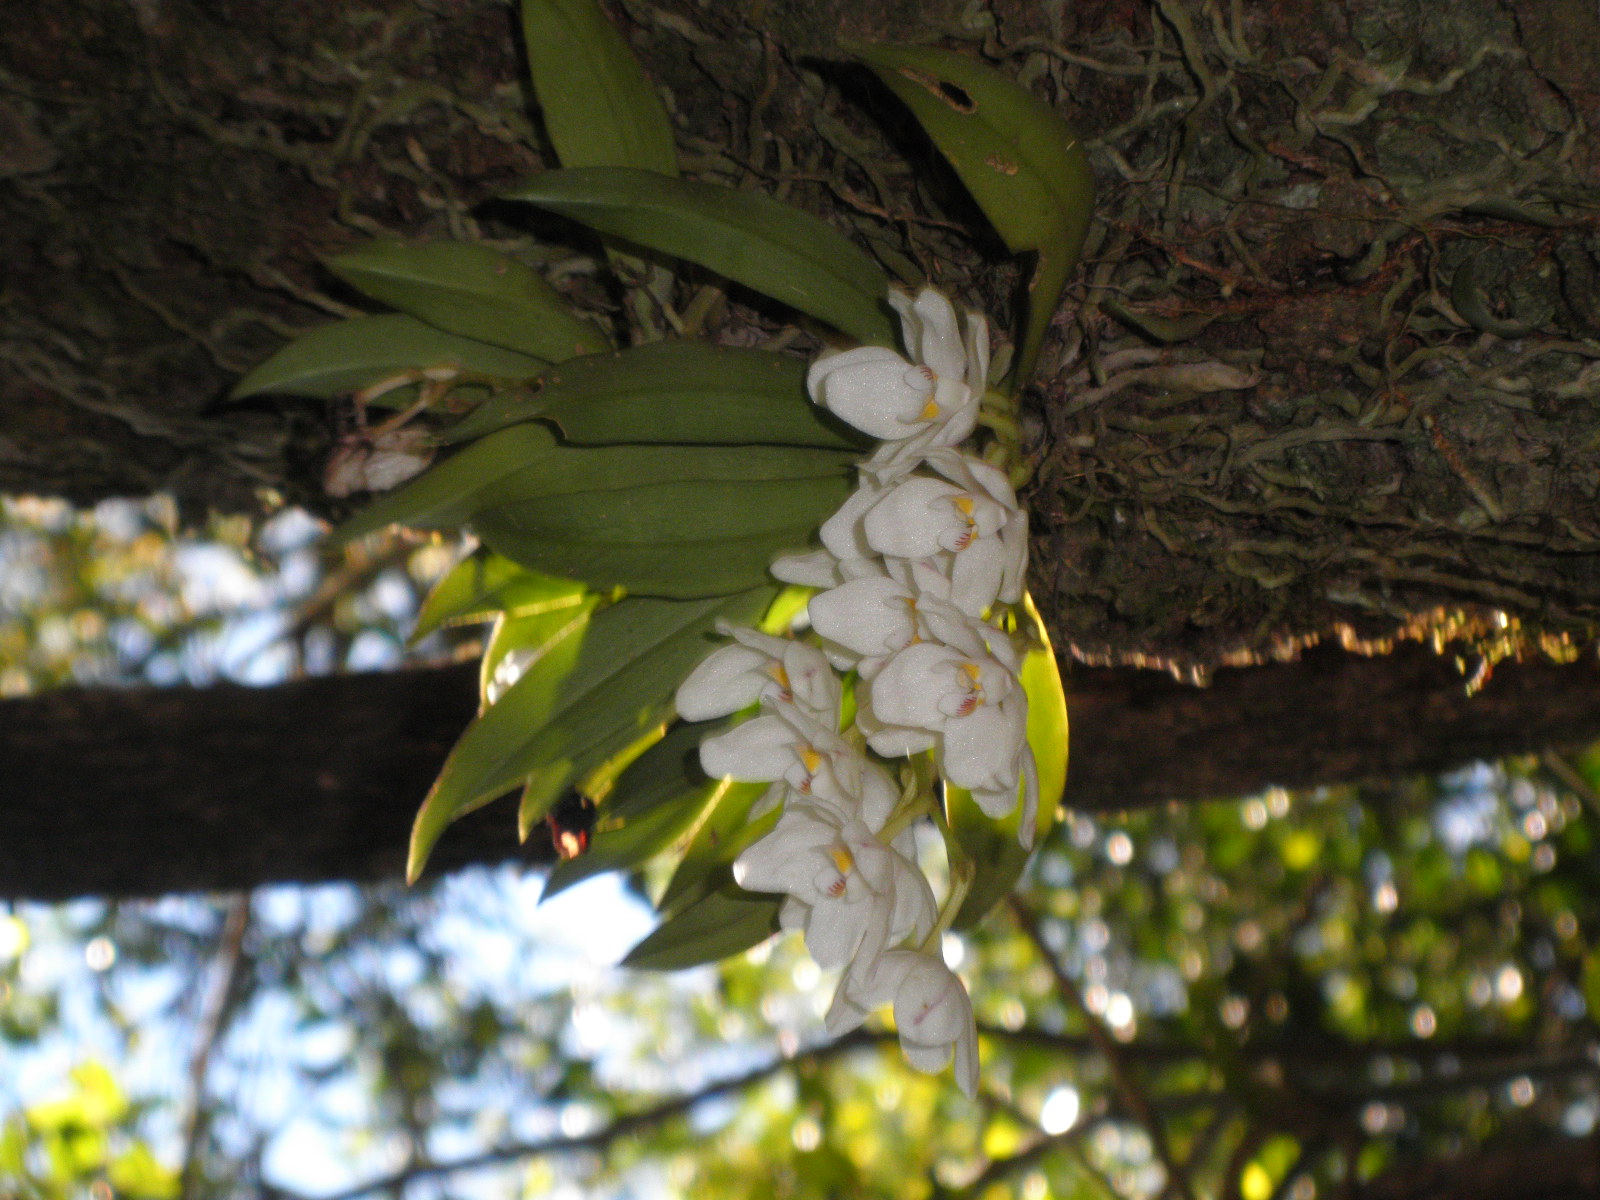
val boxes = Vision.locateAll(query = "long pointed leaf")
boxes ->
[326,240,611,360]
[621,880,781,970]
[448,341,863,450]
[475,473,850,597]
[411,553,586,643]
[540,721,719,898]
[408,594,599,880]
[505,167,897,346]
[407,588,770,879]
[231,314,545,401]
[521,0,677,175]
[510,590,774,830]
[852,45,1093,386]
[332,425,560,544]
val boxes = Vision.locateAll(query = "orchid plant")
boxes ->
[674,286,1037,1093]
[232,0,1090,1097]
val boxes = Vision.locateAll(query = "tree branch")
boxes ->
[4,641,1599,900]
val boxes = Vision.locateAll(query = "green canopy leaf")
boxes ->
[851,44,1093,387]
[505,167,897,346]
[521,0,678,176]
[230,314,546,402]
[325,240,612,361]
[447,341,864,450]
[621,880,781,971]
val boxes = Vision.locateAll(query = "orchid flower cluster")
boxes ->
[673,288,1038,1097]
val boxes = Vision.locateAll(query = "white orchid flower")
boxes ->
[806,288,986,475]
[697,701,899,829]
[825,948,980,1098]
[863,638,1036,842]
[861,450,1028,617]
[675,621,839,723]
[783,449,1025,620]
[734,800,935,971]
[805,568,967,677]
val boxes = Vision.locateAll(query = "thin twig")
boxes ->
[286,1029,891,1200]
[1009,895,1200,1200]
[179,894,253,1199]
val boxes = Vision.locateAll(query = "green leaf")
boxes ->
[621,879,781,970]
[332,425,561,544]
[408,589,771,880]
[951,592,1069,929]
[851,44,1094,387]
[475,471,849,598]
[338,423,853,596]
[505,167,897,346]
[656,778,774,915]
[408,593,600,880]
[541,722,719,899]
[325,240,612,360]
[447,341,864,450]
[521,0,678,176]
[231,314,547,401]
[480,600,597,709]
[411,553,586,643]
[337,423,852,553]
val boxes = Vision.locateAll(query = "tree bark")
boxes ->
[6,642,1598,901]
[5,0,1600,668]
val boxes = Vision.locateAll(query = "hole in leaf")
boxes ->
[895,66,978,113]
[937,82,976,112]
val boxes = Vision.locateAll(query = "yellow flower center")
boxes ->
[767,660,792,701]
[956,660,984,716]
[826,844,855,896]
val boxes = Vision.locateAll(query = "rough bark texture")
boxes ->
[6,644,1598,902]
[6,0,1600,669]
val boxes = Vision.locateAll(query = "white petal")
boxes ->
[888,859,939,944]
[862,477,964,559]
[948,535,1006,617]
[857,761,901,831]
[818,482,884,563]
[901,1039,954,1074]
[809,346,935,440]
[781,640,842,719]
[698,715,794,781]
[863,724,939,758]
[870,643,964,729]
[674,644,771,721]
[962,309,990,396]
[942,705,1025,796]
[808,577,918,659]
[998,519,1028,605]
[824,982,872,1037]
[903,289,966,380]
[805,900,869,968]
[778,895,809,933]
[770,549,842,588]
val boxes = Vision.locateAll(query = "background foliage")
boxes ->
[2,498,1598,1199]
